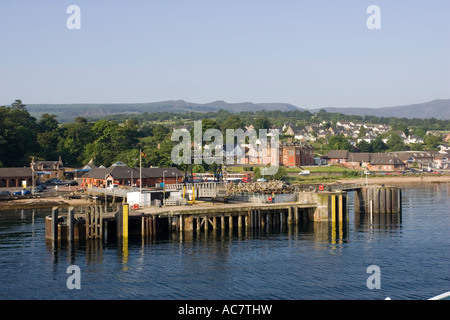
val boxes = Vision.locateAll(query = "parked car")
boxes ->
[33,185,45,193]
[45,178,64,185]
[13,189,31,196]
[257,178,268,182]
[65,181,78,186]
[107,184,119,189]
[299,170,311,176]
[0,191,11,196]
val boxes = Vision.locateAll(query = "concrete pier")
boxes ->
[45,190,355,243]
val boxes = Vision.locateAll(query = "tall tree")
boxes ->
[0,104,38,166]
[328,135,353,151]
[57,117,92,165]
[371,136,388,153]
[357,140,373,153]
[11,99,26,111]
[387,132,405,151]
[254,116,270,131]
[37,113,60,160]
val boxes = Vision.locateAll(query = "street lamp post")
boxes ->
[105,174,108,213]
[172,171,178,187]
[30,157,35,195]
[163,170,167,206]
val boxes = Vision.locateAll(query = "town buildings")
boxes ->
[323,149,449,170]
[81,162,183,188]
[323,151,407,171]
[279,142,315,167]
[0,167,33,188]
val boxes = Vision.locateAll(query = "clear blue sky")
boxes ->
[1,0,449,109]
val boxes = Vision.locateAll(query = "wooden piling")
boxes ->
[51,207,58,243]
[386,188,392,214]
[212,216,217,230]
[68,207,74,243]
[204,217,208,232]
[373,188,380,213]
[380,187,386,213]
[116,205,123,238]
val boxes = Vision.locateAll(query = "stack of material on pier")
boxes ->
[226,180,292,195]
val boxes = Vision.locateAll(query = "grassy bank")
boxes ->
[228,165,450,185]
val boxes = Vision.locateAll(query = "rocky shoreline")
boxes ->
[0,196,92,210]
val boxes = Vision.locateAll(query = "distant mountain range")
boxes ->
[19,98,450,122]
[23,100,300,122]
[313,99,450,120]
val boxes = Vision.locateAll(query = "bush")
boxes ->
[342,170,360,178]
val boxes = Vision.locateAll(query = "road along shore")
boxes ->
[336,174,450,186]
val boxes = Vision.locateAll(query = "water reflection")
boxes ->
[355,211,402,233]
[46,217,352,269]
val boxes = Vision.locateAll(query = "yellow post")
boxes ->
[122,204,129,270]
[192,186,195,203]
[331,195,336,223]
[123,203,129,238]
[183,185,186,199]
[339,194,344,241]
[331,195,336,244]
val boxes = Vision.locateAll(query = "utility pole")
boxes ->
[30,157,36,194]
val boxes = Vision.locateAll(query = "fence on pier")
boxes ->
[232,192,298,203]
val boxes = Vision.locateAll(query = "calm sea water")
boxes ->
[0,184,449,300]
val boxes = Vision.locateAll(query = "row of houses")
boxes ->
[281,122,445,151]
[323,151,407,171]
[80,161,182,188]
[0,158,183,189]
[323,150,449,171]
[282,121,391,143]
[0,159,65,188]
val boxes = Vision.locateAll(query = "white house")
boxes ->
[438,144,450,154]
[406,134,424,145]
[357,134,377,144]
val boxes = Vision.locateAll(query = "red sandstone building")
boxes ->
[279,142,315,167]
[0,168,32,188]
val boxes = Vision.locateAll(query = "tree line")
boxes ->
[1,100,448,168]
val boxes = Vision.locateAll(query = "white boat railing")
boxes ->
[428,291,450,300]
